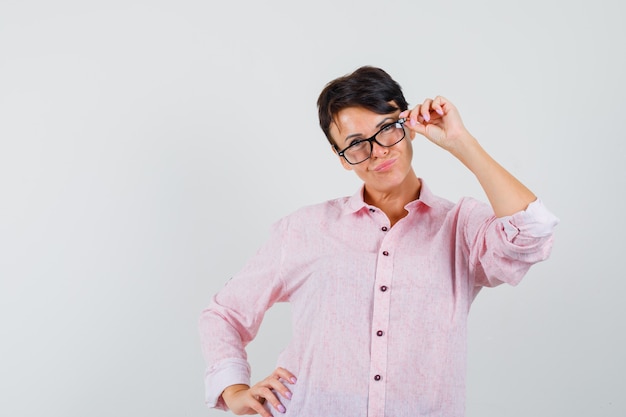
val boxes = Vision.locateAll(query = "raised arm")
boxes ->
[400,96,536,217]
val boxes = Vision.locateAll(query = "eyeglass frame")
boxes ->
[334,118,407,165]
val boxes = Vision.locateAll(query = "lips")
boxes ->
[373,158,397,172]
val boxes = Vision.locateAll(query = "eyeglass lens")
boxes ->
[343,122,405,164]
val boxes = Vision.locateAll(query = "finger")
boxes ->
[403,106,421,127]
[252,386,286,414]
[403,114,427,137]
[274,367,298,385]
[263,377,294,402]
[432,96,445,116]
[246,398,274,417]
[420,98,434,122]
[273,368,296,399]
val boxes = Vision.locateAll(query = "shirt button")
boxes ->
[381,226,388,232]
[382,251,389,256]
[380,285,388,292]
[369,208,375,213]
[374,375,382,381]
[376,330,384,337]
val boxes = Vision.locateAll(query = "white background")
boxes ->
[1,1,624,416]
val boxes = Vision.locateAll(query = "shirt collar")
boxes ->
[343,178,437,215]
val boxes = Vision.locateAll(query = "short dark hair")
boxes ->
[317,66,409,146]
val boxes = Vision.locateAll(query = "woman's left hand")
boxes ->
[399,96,473,153]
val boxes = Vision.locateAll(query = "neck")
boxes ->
[363,173,421,227]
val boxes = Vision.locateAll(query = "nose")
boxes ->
[370,140,389,158]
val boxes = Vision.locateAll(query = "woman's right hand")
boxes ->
[221,367,297,416]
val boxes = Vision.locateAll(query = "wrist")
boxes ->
[448,132,481,162]
[222,384,250,405]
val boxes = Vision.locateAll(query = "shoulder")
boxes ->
[418,190,494,229]
[418,185,489,217]
[414,179,484,217]
[276,196,352,229]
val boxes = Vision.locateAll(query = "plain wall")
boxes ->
[1,0,624,416]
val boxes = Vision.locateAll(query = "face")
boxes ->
[329,106,416,194]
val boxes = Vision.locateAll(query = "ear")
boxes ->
[331,145,353,171]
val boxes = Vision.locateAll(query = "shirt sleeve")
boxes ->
[198,217,291,410]
[463,198,559,288]
[500,198,559,241]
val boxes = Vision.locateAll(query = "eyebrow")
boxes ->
[343,117,395,144]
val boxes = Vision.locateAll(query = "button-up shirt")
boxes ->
[199,181,558,417]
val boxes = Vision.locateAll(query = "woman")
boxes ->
[199,66,558,417]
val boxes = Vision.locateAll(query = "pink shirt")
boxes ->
[199,181,558,417]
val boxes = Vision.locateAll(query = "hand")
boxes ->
[221,367,297,417]
[400,96,473,154]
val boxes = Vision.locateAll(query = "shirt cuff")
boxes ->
[500,199,560,241]
[204,358,251,410]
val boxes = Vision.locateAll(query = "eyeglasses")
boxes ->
[336,118,407,165]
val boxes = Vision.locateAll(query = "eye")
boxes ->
[380,123,395,132]
[348,139,368,151]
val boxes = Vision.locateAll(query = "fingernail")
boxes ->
[285,391,292,399]
[290,377,297,384]
[410,119,416,126]
[277,404,286,413]
[436,108,443,115]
